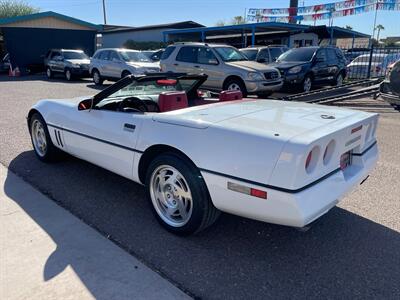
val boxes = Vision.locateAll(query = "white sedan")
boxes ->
[27,73,379,235]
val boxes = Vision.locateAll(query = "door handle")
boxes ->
[123,123,136,132]
[194,65,200,68]
[173,63,179,66]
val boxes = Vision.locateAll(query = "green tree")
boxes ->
[345,25,353,30]
[231,16,246,25]
[215,20,226,27]
[0,0,39,19]
[375,24,384,42]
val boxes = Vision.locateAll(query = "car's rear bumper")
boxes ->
[245,80,283,93]
[202,142,378,227]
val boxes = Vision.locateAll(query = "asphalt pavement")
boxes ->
[1,74,399,299]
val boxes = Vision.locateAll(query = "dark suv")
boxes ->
[269,46,347,92]
[44,49,90,81]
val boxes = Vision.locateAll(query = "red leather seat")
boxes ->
[158,91,188,112]
[219,90,243,101]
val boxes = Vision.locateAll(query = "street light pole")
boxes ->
[102,0,107,25]
[372,0,378,40]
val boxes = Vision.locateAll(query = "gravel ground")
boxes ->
[1,74,399,299]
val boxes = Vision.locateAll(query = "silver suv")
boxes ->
[44,49,90,81]
[90,48,161,85]
[160,43,283,96]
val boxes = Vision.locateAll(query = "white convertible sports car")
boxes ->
[28,73,379,235]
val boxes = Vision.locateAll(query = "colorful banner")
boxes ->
[247,1,400,22]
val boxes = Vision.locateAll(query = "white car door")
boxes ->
[62,107,144,180]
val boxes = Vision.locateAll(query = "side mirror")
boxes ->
[78,98,93,111]
[208,59,218,65]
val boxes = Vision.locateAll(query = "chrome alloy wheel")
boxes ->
[31,119,47,157]
[227,83,241,91]
[150,165,193,227]
[303,77,312,92]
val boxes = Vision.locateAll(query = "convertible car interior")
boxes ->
[78,73,243,113]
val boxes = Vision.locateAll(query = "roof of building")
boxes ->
[163,22,370,39]
[101,21,204,34]
[0,11,101,30]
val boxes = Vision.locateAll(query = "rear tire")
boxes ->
[92,69,103,85]
[29,113,63,162]
[145,153,220,235]
[223,78,247,97]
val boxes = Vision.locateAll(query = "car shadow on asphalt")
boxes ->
[0,73,93,84]
[5,150,400,299]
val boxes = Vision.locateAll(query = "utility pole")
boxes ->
[372,0,378,40]
[102,0,107,25]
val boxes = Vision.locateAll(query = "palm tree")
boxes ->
[231,16,246,25]
[375,24,385,42]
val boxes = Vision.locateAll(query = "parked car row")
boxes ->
[44,48,161,82]
[37,44,399,96]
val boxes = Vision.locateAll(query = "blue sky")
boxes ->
[26,0,398,38]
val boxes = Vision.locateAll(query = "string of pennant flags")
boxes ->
[247,0,400,23]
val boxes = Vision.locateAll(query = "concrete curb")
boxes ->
[0,164,191,300]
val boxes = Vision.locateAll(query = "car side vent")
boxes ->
[54,129,63,147]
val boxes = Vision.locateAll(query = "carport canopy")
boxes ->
[163,22,370,47]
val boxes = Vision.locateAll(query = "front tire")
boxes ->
[46,67,53,79]
[302,75,313,92]
[65,68,73,81]
[145,153,220,235]
[29,113,63,162]
[224,78,247,97]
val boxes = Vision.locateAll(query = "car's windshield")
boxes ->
[62,51,89,59]
[119,51,151,62]
[214,47,248,62]
[108,78,198,98]
[277,48,316,62]
[240,49,258,61]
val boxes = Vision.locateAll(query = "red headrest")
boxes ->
[219,90,243,101]
[158,91,188,112]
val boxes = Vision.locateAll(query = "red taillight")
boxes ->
[250,188,267,199]
[305,151,312,170]
[351,125,363,134]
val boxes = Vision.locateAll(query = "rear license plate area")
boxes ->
[340,151,352,170]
